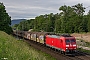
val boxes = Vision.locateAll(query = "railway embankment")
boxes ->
[71,33,90,53]
[0,31,56,60]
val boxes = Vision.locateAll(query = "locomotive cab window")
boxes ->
[66,40,70,43]
[71,40,75,42]
[71,39,75,43]
[66,39,75,44]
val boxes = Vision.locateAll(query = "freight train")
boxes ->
[13,31,77,55]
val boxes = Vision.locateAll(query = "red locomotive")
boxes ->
[13,31,77,55]
[46,34,77,54]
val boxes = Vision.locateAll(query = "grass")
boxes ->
[84,42,90,47]
[0,31,56,60]
[77,48,90,54]
[76,38,90,47]
[76,38,90,54]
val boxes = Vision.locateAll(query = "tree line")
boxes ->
[13,3,90,33]
[0,2,12,34]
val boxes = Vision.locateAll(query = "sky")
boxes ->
[0,0,90,20]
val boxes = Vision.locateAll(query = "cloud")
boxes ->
[1,0,90,19]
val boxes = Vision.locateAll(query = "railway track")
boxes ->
[24,39,90,60]
[24,39,70,60]
[74,51,90,60]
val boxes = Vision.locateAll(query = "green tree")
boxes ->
[87,10,90,32]
[72,3,85,16]
[59,5,75,33]
[18,21,29,31]
[0,2,12,34]
[27,19,34,29]
[16,3,89,33]
[12,24,19,30]
[72,3,85,32]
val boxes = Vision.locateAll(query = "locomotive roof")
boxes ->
[47,34,72,38]
[60,34,72,37]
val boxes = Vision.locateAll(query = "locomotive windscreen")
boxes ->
[66,39,76,44]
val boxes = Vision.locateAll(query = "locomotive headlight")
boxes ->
[73,44,76,46]
[66,45,69,47]
[66,48,68,49]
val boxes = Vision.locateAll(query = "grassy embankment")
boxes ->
[0,31,56,60]
[76,38,90,54]
[71,33,90,54]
